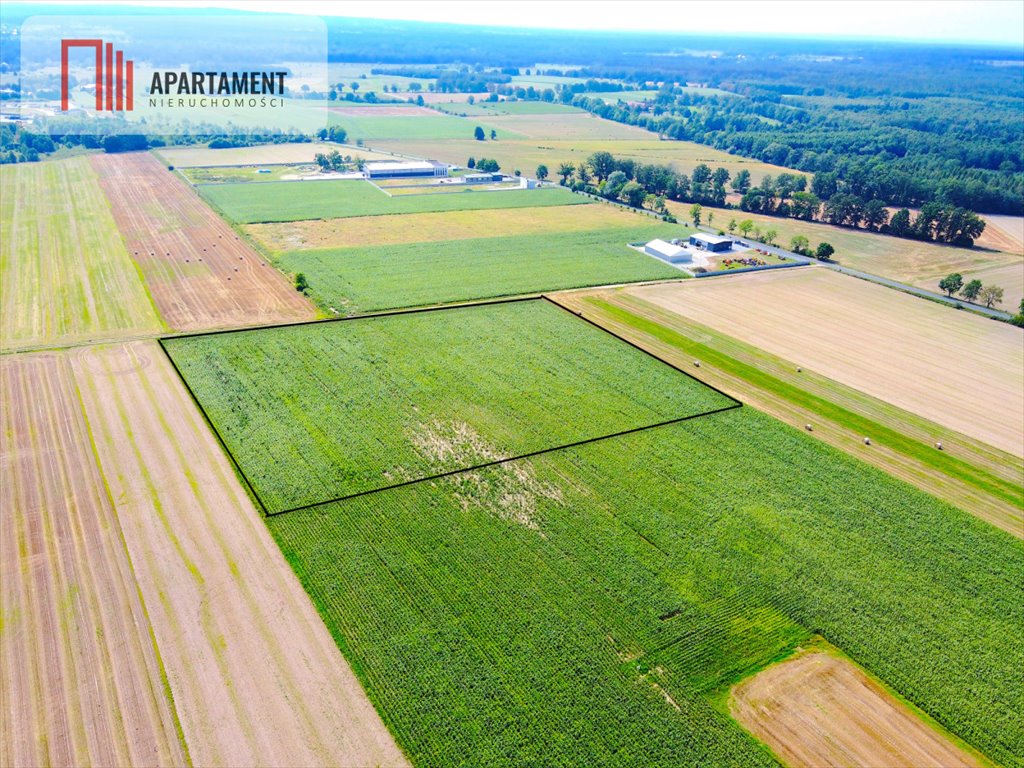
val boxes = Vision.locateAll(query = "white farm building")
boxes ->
[644,239,691,262]
[364,160,449,179]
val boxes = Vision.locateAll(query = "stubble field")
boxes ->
[91,152,317,330]
[0,158,164,352]
[627,268,1024,456]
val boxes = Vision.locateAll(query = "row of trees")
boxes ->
[938,273,1006,309]
[466,157,501,172]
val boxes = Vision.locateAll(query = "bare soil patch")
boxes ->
[730,650,984,768]
[91,152,316,331]
[628,268,1024,456]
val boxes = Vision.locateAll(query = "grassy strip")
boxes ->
[585,297,1022,509]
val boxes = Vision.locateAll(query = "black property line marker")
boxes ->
[159,295,744,518]
[160,294,541,341]
[265,403,742,518]
[540,294,742,407]
[157,337,270,517]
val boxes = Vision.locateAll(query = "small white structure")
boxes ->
[364,160,448,179]
[519,177,538,189]
[645,239,691,262]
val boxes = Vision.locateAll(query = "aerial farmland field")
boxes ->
[273,226,685,313]
[90,152,317,330]
[262,407,1024,767]
[200,178,585,222]
[153,141,392,167]
[245,202,659,251]
[624,268,1024,456]
[162,299,733,513]
[328,111,522,141]
[0,158,164,351]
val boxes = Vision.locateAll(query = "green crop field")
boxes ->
[274,225,686,313]
[257,394,1024,766]
[0,157,164,351]
[200,179,586,222]
[329,113,522,141]
[438,101,588,116]
[162,300,732,513]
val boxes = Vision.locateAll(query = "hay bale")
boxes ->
[693,361,701,367]
[805,424,813,432]
[936,441,943,450]
[863,437,871,445]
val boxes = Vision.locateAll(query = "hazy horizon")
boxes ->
[9,0,1024,48]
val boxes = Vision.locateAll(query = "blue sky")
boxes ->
[82,0,1024,47]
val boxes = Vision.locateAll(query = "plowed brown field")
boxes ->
[1,345,407,767]
[90,152,316,331]
[730,650,984,768]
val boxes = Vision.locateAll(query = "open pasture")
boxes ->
[154,141,391,167]
[90,152,316,330]
[730,649,984,768]
[264,403,1024,766]
[245,202,654,251]
[162,299,732,514]
[479,112,653,140]
[200,178,585,222]
[0,158,164,351]
[372,137,799,184]
[626,268,1024,456]
[274,224,685,312]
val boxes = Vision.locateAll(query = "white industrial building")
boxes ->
[689,232,733,252]
[644,239,691,262]
[364,160,449,179]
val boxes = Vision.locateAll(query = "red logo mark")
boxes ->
[61,39,134,112]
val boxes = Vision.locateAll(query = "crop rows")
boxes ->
[266,406,1024,766]
[199,179,586,223]
[162,300,733,513]
[275,225,683,314]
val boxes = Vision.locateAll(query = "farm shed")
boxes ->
[645,239,691,262]
[690,232,733,252]
[465,172,503,183]
[365,160,449,179]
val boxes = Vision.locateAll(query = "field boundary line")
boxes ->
[266,403,742,517]
[160,296,742,518]
[156,336,271,516]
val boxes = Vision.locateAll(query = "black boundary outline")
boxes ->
[158,295,741,518]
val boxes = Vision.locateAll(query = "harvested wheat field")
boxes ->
[69,341,408,767]
[730,650,984,768]
[90,152,316,330]
[0,158,164,352]
[246,201,640,251]
[981,214,1024,252]
[0,352,186,767]
[627,268,1024,456]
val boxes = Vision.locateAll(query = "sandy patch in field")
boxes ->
[628,268,1024,455]
[91,152,316,331]
[69,340,408,766]
[730,651,983,768]
[245,201,635,251]
[0,352,186,767]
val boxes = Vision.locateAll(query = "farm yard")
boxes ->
[90,153,317,330]
[624,268,1024,456]
[201,178,584,222]
[162,299,732,513]
[274,226,685,313]
[245,203,656,251]
[0,158,164,352]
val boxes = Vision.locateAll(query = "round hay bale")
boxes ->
[863,437,871,445]
[797,367,802,373]
[936,441,943,450]
[805,424,813,432]
[693,361,700,367]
